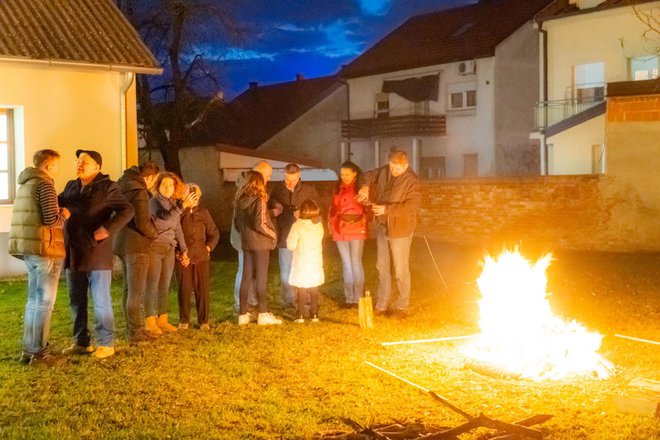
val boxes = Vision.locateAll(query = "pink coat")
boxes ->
[328,181,367,241]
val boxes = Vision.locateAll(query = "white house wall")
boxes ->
[257,84,347,169]
[0,62,130,276]
[544,3,660,101]
[547,114,605,175]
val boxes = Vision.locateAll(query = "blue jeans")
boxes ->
[145,242,175,317]
[67,269,115,347]
[335,240,365,304]
[23,255,63,356]
[375,228,413,312]
[278,248,297,306]
[233,250,257,313]
[121,253,150,336]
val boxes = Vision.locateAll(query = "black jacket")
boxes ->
[59,173,134,271]
[180,205,220,263]
[234,194,276,251]
[268,181,319,248]
[359,166,422,238]
[113,166,158,257]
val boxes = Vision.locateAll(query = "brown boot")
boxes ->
[157,314,177,333]
[145,316,163,336]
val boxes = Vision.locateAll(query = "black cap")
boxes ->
[75,149,102,168]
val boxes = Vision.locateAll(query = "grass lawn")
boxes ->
[0,239,658,439]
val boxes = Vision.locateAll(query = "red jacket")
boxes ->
[328,181,367,241]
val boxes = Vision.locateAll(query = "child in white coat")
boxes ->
[286,199,324,323]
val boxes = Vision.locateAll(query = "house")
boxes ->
[187,74,348,170]
[533,0,659,175]
[0,0,161,276]
[339,0,554,179]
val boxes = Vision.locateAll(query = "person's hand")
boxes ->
[60,207,70,220]
[371,205,386,216]
[180,251,190,267]
[206,246,211,254]
[357,186,369,203]
[271,202,283,217]
[94,226,110,241]
[182,192,199,209]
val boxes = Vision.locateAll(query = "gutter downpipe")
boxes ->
[540,24,549,176]
[120,72,135,171]
[338,77,351,164]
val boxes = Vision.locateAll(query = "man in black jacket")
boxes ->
[59,150,134,359]
[357,150,421,319]
[268,163,319,308]
[113,161,160,342]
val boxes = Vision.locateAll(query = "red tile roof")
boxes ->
[189,76,344,148]
[535,0,658,22]
[340,0,554,78]
[0,0,160,73]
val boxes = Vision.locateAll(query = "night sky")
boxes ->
[218,0,471,98]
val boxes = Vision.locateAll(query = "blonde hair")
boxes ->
[236,171,267,200]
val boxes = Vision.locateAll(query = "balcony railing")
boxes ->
[535,95,605,130]
[341,114,446,140]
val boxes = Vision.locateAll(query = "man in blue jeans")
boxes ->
[9,149,70,366]
[59,150,133,359]
[357,149,422,319]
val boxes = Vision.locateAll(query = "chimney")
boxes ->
[249,81,258,90]
[296,73,305,81]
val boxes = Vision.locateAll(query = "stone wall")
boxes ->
[418,175,660,252]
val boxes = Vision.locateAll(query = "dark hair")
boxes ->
[236,170,267,200]
[33,149,60,167]
[388,149,408,164]
[284,163,301,174]
[138,161,160,178]
[299,199,321,224]
[336,160,361,193]
[154,172,179,198]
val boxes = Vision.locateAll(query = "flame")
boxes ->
[461,249,612,380]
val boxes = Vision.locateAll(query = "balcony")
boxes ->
[341,114,446,140]
[535,94,605,131]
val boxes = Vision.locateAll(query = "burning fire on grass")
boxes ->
[461,249,612,380]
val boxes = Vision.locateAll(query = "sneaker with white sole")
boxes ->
[257,312,283,325]
[62,344,94,356]
[310,314,319,323]
[294,316,305,324]
[199,323,210,331]
[178,323,190,330]
[237,313,251,326]
[92,346,115,359]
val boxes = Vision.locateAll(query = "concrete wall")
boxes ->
[419,175,660,252]
[494,22,542,176]
[1,62,136,276]
[257,85,347,170]
[547,114,605,175]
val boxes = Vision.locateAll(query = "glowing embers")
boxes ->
[461,250,612,380]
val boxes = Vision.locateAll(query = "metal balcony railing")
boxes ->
[535,94,605,130]
[341,114,447,140]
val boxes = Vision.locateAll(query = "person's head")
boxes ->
[33,149,61,179]
[236,170,267,200]
[75,149,102,183]
[138,161,160,190]
[252,160,273,184]
[388,149,409,177]
[284,163,301,190]
[185,183,202,208]
[171,174,187,200]
[299,199,321,224]
[155,172,178,199]
[339,161,361,186]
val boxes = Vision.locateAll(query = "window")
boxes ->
[0,109,14,203]
[463,153,478,177]
[630,56,659,81]
[374,93,389,118]
[421,156,445,180]
[574,62,605,103]
[448,82,477,110]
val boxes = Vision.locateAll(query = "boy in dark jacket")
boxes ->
[113,161,160,342]
[59,150,134,359]
[175,184,220,330]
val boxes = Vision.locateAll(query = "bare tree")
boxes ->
[118,0,247,176]
[632,1,660,54]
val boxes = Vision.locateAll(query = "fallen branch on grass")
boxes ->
[381,335,477,347]
[614,334,660,346]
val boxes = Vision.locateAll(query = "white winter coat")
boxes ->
[286,218,324,288]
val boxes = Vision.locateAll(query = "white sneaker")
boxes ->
[237,314,251,326]
[294,316,305,324]
[257,312,283,325]
[310,314,319,323]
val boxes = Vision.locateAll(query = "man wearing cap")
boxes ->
[58,150,134,359]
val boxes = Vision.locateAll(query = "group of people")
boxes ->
[8,147,421,366]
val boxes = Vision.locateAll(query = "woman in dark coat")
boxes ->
[234,171,281,326]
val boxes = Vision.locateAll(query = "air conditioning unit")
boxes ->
[457,60,475,76]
